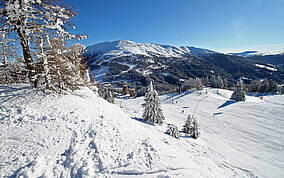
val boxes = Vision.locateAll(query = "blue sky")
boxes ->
[69,0,284,52]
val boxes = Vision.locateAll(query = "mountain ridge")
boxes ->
[229,50,284,57]
[86,40,217,58]
[86,40,284,58]
[85,40,284,94]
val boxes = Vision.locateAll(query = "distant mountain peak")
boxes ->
[86,40,217,58]
[229,50,284,57]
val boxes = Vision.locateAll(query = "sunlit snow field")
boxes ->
[0,84,283,177]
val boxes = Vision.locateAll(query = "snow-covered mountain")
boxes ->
[85,40,284,94]
[86,40,216,58]
[229,50,284,57]
[1,84,283,177]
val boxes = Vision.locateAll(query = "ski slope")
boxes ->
[0,84,283,177]
[118,88,284,178]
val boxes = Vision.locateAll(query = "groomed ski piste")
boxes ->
[0,84,283,177]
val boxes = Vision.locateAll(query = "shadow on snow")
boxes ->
[217,100,236,109]
[163,91,194,101]
[131,117,155,126]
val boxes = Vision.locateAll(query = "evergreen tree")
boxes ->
[248,79,262,93]
[210,75,217,88]
[268,79,278,93]
[223,78,228,89]
[183,114,194,134]
[183,114,200,139]
[231,79,246,101]
[248,79,257,93]
[142,81,164,125]
[166,124,180,139]
[216,76,224,89]
[261,78,270,93]
[195,78,203,91]
[188,77,195,89]
[204,76,210,87]
[191,119,200,139]
[106,90,114,103]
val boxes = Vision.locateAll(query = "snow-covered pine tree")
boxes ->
[183,114,194,134]
[195,78,203,91]
[247,80,256,93]
[166,124,180,139]
[106,90,114,103]
[142,81,165,125]
[231,79,246,101]
[204,76,210,87]
[191,119,200,139]
[261,78,270,93]
[188,78,195,89]
[183,114,200,139]
[223,78,229,89]
[247,79,261,93]
[268,79,278,93]
[210,75,217,88]
[216,76,224,89]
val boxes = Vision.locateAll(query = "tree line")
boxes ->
[181,76,284,94]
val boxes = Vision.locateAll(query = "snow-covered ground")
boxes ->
[0,85,283,177]
[118,88,284,178]
[255,64,277,71]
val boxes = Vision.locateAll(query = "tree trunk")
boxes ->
[17,29,33,69]
[17,29,38,87]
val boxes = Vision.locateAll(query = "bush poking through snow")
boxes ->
[166,124,180,139]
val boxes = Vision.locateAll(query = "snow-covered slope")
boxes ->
[1,85,283,177]
[86,40,216,58]
[119,88,284,178]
